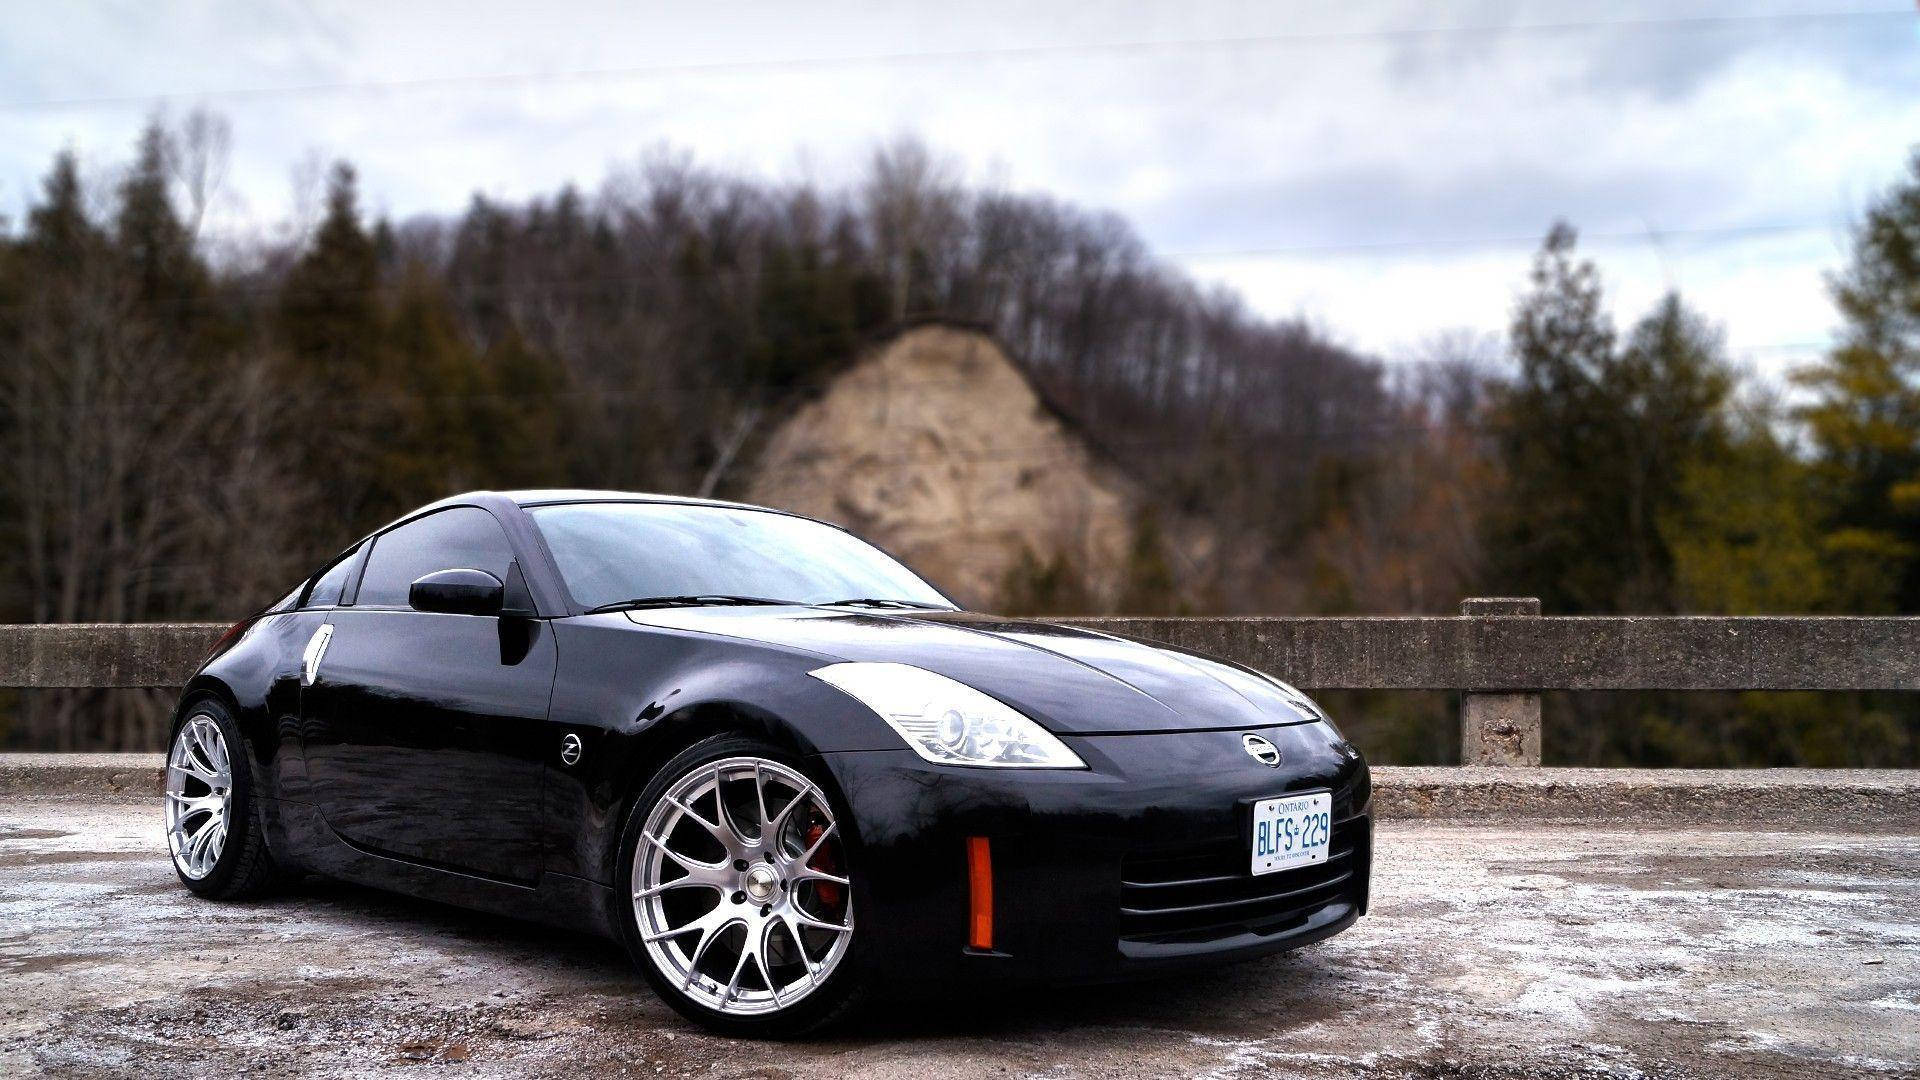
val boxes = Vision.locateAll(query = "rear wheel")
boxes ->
[616,735,865,1037]
[164,698,279,899]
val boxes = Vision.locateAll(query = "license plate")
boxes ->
[1250,791,1332,876]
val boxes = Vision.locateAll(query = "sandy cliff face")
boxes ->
[743,325,1143,610]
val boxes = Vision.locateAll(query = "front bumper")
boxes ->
[815,722,1372,985]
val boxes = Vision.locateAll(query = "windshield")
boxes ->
[528,502,954,611]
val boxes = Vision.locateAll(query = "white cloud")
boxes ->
[1,0,1913,376]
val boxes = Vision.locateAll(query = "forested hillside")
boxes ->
[2,114,1916,764]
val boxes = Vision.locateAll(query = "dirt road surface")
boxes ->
[1,800,1914,1079]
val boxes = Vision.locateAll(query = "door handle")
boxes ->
[302,624,334,686]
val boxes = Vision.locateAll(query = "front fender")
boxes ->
[541,616,898,885]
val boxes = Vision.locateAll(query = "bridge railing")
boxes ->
[4,597,1916,765]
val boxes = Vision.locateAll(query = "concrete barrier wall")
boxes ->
[5,599,1918,765]
[0,622,227,689]
[1059,612,1920,691]
[9,610,1920,691]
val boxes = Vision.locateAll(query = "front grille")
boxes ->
[1118,814,1366,944]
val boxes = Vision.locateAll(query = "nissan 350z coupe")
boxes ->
[164,491,1372,1036]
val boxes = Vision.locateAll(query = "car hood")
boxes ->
[623,607,1323,735]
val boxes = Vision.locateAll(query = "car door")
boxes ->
[280,542,369,802]
[301,505,556,883]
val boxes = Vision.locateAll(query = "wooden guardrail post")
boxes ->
[1459,597,1542,766]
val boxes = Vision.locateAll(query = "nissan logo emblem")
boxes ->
[1242,733,1281,767]
[560,733,583,767]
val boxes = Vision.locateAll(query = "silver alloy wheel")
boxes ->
[164,714,233,880]
[632,756,854,1016]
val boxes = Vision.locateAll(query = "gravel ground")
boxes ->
[0,800,1915,1079]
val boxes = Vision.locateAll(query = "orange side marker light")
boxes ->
[967,835,993,950]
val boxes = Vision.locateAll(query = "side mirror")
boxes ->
[409,568,505,616]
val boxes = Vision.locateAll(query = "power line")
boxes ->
[1169,221,1839,260]
[6,8,1909,111]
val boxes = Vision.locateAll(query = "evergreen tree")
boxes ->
[1488,225,1733,613]
[276,163,389,527]
[1611,293,1734,609]
[0,154,105,626]
[24,152,105,279]
[379,267,485,505]
[280,163,381,380]
[1663,395,1828,614]
[1792,150,1920,612]
[1487,224,1620,612]
[750,232,885,391]
[450,194,513,339]
[478,326,566,487]
[115,120,206,319]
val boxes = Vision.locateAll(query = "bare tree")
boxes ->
[1,146,311,750]
[169,108,232,242]
[862,136,965,320]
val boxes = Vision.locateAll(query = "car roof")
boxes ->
[501,489,766,511]
[356,490,794,546]
[402,489,773,516]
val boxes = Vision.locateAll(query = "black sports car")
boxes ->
[165,491,1372,1036]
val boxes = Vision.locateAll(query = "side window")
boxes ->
[356,507,517,609]
[302,544,363,608]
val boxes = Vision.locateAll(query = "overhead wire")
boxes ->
[6,8,1908,111]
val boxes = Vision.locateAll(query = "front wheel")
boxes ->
[616,735,866,1037]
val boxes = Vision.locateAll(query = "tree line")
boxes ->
[1,114,1915,763]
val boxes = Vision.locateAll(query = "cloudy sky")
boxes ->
[4,1,1917,374]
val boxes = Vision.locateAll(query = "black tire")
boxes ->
[165,696,281,900]
[614,734,871,1038]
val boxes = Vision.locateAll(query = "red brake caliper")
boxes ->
[803,822,843,910]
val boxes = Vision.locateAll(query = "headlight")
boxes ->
[810,662,1085,769]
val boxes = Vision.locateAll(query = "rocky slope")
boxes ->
[744,324,1147,609]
